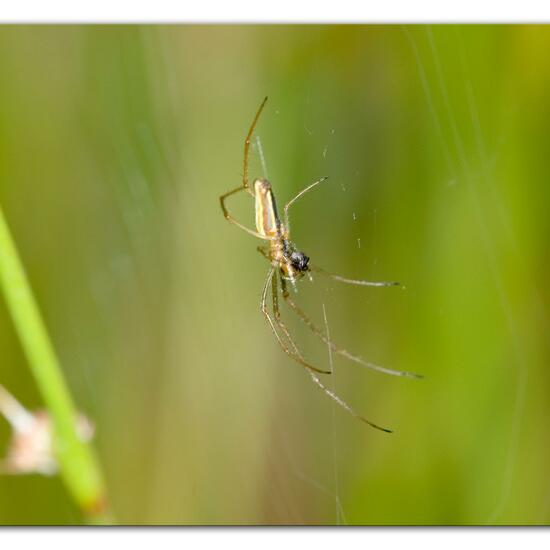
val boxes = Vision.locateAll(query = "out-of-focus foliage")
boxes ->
[0,25,548,525]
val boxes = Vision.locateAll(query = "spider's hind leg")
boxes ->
[283,177,329,234]
[243,96,268,194]
[219,97,271,239]
[220,187,274,240]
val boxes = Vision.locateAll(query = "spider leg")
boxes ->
[243,96,268,195]
[256,245,269,259]
[267,270,390,432]
[260,266,331,375]
[272,269,316,362]
[280,278,422,379]
[306,367,392,433]
[219,97,273,239]
[309,264,401,288]
[220,187,276,240]
[283,177,329,235]
[256,246,304,359]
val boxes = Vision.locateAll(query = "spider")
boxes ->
[220,97,421,433]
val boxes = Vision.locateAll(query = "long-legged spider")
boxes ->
[220,97,421,433]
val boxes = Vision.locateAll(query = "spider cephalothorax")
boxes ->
[280,246,308,281]
[289,249,309,272]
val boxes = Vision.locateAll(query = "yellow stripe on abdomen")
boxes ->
[254,179,281,237]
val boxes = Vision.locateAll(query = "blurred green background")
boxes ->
[0,24,548,525]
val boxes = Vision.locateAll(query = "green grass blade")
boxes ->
[0,203,109,523]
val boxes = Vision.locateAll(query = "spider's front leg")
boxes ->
[271,269,303,359]
[260,266,331,375]
[261,270,392,433]
[309,264,401,288]
[280,276,422,379]
[305,367,393,433]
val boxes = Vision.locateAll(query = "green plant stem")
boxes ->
[0,203,109,523]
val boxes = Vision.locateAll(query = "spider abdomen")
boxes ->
[254,178,282,237]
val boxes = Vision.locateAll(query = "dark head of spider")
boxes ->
[291,250,309,272]
[283,244,310,279]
